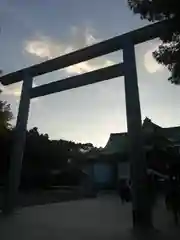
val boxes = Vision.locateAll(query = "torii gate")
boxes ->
[0,20,166,228]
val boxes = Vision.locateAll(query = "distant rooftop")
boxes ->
[102,133,128,155]
[101,118,180,155]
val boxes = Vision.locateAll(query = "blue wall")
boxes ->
[93,163,114,189]
[82,161,130,189]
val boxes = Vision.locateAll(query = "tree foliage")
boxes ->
[0,100,13,133]
[0,126,99,189]
[128,0,180,84]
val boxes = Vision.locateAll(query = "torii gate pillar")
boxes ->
[123,39,152,228]
[3,73,33,214]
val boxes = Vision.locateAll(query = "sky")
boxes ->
[0,0,180,147]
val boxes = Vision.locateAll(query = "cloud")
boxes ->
[85,34,97,46]
[24,26,114,76]
[24,35,66,60]
[66,59,114,75]
[70,25,100,47]
[84,27,100,46]
[144,45,163,73]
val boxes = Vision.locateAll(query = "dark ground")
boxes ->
[0,186,94,209]
[1,194,180,240]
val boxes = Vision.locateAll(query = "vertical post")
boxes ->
[122,39,152,228]
[3,73,33,214]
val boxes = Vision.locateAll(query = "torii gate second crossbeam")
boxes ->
[0,20,166,229]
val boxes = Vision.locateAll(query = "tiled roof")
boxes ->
[101,133,128,154]
[102,118,180,155]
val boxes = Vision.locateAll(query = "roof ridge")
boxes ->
[163,126,180,129]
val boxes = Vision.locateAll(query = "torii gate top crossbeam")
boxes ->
[0,20,166,86]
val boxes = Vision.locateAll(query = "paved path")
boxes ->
[0,194,180,239]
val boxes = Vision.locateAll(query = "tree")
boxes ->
[20,127,99,190]
[0,95,13,184]
[0,100,13,133]
[0,106,98,189]
[128,0,180,84]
